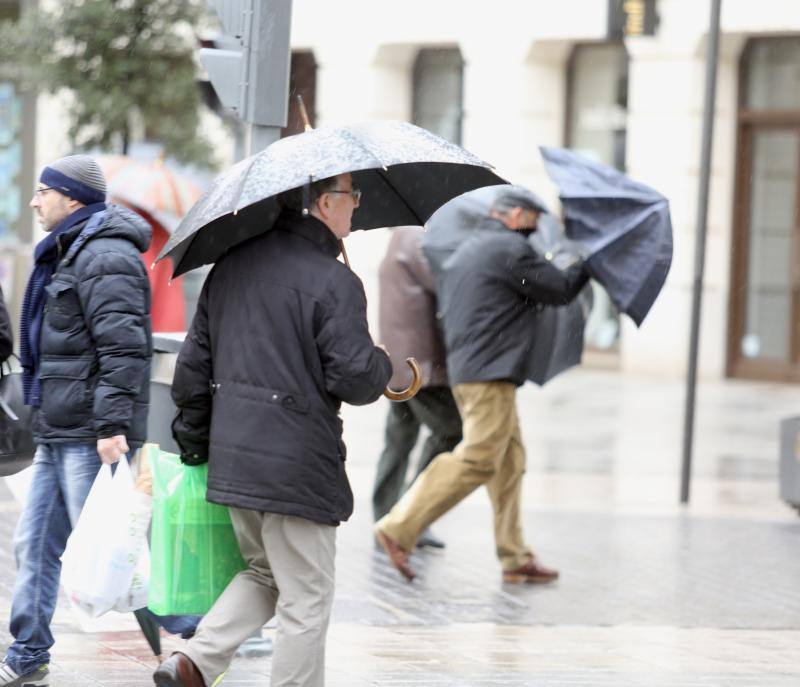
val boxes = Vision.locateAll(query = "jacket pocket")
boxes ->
[38,356,95,428]
[44,280,82,331]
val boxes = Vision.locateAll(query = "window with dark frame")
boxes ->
[412,47,464,145]
[282,51,317,138]
[728,36,800,383]
[565,42,629,352]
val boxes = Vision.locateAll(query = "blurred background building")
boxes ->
[1,0,799,382]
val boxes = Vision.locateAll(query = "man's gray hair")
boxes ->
[490,187,548,215]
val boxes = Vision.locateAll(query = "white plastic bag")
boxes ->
[60,459,152,618]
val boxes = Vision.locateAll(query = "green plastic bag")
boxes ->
[147,445,246,615]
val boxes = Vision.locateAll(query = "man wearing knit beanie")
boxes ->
[1,154,152,686]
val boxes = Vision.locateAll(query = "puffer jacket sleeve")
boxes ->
[171,273,213,464]
[316,267,392,406]
[0,285,12,363]
[76,247,151,439]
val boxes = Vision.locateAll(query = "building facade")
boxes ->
[280,0,800,381]
[4,0,800,381]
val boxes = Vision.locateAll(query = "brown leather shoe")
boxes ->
[153,652,206,687]
[502,557,560,584]
[375,528,415,581]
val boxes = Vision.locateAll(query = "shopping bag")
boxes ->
[61,458,151,617]
[0,357,36,477]
[148,446,246,615]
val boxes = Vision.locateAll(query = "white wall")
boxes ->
[284,0,800,380]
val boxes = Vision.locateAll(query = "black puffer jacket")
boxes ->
[0,285,12,363]
[34,205,152,444]
[437,226,588,386]
[172,212,391,526]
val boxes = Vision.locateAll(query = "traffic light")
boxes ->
[201,0,292,151]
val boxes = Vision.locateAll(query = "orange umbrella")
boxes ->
[96,155,204,332]
[97,155,203,231]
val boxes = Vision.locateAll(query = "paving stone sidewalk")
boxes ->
[0,369,798,685]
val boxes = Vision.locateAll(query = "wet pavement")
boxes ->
[0,368,798,685]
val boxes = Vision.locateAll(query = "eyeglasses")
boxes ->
[33,186,57,196]
[326,188,362,205]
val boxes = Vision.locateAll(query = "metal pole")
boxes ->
[680,0,723,504]
[248,123,281,155]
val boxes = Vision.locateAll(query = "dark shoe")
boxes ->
[502,557,560,584]
[416,528,445,549]
[0,662,49,686]
[375,528,415,581]
[153,652,205,687]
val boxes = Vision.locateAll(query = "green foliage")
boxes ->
[0,0,216,168]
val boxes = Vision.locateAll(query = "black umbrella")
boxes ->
[423,186,590,386]
[158,121,506,277]
[526,214,592,385]
[540,146,672,326]
[133,608,161,658]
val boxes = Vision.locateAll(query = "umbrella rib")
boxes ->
[375,167,426,225]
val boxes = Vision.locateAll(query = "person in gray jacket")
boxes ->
[376,190,588,584]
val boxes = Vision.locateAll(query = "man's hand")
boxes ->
[97,435,129,465]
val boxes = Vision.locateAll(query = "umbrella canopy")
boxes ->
[157,121,506,277]
[423,184,546,274]
[539,146,673,326]
[96,155,204,232]
[525,214,592,385]
[423,186,590,386]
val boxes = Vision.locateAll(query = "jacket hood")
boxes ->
[63,203,152,264]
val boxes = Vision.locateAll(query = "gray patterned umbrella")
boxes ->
[158,121,506,277]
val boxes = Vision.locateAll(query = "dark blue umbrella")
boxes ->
[525,214,592,385]
[540,146,672,326]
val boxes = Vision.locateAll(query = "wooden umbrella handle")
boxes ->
[384,358,423,402]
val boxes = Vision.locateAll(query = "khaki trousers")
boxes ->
[377,381,532,570]
[182,510,336,687]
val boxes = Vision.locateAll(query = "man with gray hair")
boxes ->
[376,188,589,584]
[0,154,152,686]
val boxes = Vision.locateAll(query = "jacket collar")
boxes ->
[276,211,341,258]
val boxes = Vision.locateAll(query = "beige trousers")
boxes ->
[182,510,336,687]
[377,381,532,570]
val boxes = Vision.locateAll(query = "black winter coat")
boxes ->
[0,285,12,363]
[171,212,392,526]
[436,225,588,386]
[34,205,152,444]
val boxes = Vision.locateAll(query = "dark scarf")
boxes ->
[20,203,106,406]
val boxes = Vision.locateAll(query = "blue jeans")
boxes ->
[5,442,101,674]
[4,443,200,673]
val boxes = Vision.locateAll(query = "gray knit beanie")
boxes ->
[40,154,107,205]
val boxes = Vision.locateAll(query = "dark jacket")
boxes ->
[171,212,392,526]
[378,226,447,389]
[437,224,588,386]
[0,285,11,363]
[34,204,152,444]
